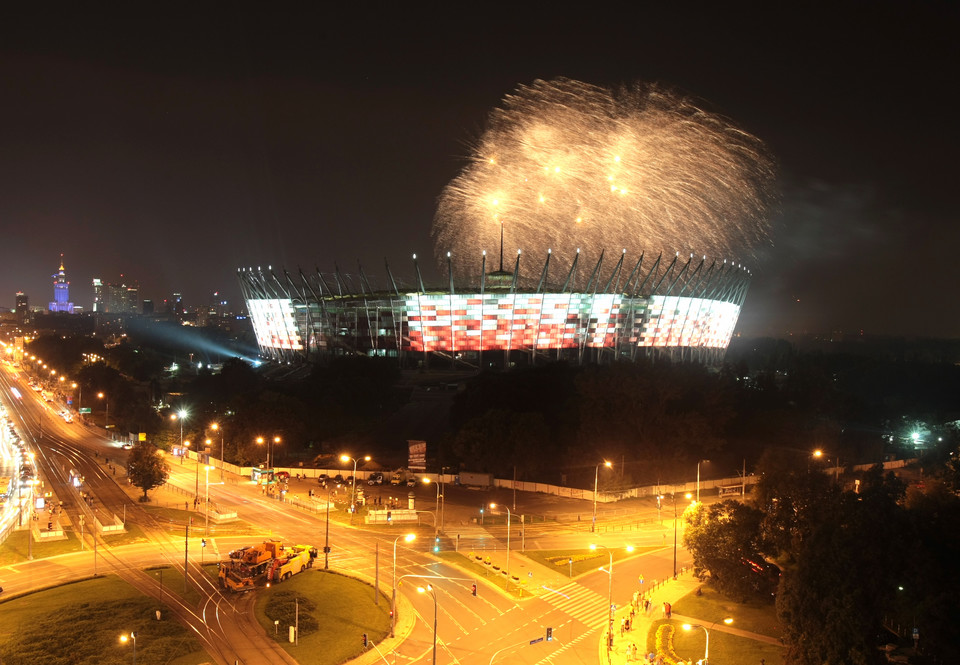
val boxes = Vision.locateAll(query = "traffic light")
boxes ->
[471,583,477,596]
[201,539,206,548]
[546,627,553,641]
[433,536,440,553]
[362,633,368,647]
[386,511,392,522]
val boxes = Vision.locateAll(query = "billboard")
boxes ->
[408,440,426,472]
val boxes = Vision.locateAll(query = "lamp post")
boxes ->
[672,492,693,578]
[423,477,443,533]
[490,503,512,582]
[97,392,108,429]
[272,435,281,469]
[590,543,635,654]
[258,436,281,469]
[324,485,332,569]
[593,460,612,533]
[391,533,416,637]
[256,436,266,467]
[120,631,137,665]
[340,454,371,523]
[204,465,212,536]
[71,381,81,413]
[683,618,732,665]
[696,459,710,503]
[417,584,438,665]
[210,422,224,481]
[813,448,840,483]
[171,410,187,451]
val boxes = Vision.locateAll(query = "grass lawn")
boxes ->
[0,528,85,565]
[255,569,392,664]
[641,584,787,665]
[0,576,209,665]
[645,618,786,665]
[525,547,660,578]
[437,551,520,595]
[672,583,783,638]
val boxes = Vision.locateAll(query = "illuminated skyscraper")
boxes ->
[92,275,140,313]
[15,291,29,325]
[48,254,74,313]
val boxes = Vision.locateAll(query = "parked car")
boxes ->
[367,473,384,485]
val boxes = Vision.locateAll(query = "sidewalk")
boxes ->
[605,570,701,664]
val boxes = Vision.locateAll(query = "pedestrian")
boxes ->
[645,598,650,613]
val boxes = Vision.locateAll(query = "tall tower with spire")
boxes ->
[49,254,75,313]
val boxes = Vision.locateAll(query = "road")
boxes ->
[0,361,693,664]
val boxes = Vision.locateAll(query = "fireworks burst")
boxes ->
[432,78,776,284]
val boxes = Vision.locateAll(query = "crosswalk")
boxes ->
[539,581,612,628]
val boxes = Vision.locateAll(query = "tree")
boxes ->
[683,499,772,601]
[775,467,905,665]
[126,442,169,501]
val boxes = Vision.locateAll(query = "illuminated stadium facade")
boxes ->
[239,250,751,367]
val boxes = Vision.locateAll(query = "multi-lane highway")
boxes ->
[0,361,691,664]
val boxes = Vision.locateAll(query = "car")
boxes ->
[367,473,384,485]
[120,443,132,450]
[406,477,418,487]
[275,471,290,481]
[333,474,345,484]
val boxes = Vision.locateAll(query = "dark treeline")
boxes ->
[23,333,960,485]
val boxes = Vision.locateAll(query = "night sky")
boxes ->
[1,5,956,338]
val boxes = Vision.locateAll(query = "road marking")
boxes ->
[538,581,609,627]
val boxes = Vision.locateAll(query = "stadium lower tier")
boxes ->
[244,291,742,365]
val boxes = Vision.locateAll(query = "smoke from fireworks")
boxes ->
[432,78,776,283]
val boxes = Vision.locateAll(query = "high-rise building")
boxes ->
[49,254,75,313]
[15,292,29,325]
[92,275,140,314]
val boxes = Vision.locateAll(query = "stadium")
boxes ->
[238,248,751,368]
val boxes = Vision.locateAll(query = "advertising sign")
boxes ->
[407,440,426,472]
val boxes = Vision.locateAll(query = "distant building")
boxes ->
[15,292,29,325]
[48,254,75,313]
[92,275,140,313]
[142,299,154,315]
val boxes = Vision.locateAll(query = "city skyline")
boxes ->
[1,6,956,338]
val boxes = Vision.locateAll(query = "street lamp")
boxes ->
[324,484,333,569]
[119,631,137,665]
[489,503,512,582]
[171,409,187,450]
[683,618,732,665]
[210,422,224,481]
[258,436,281,469]
[423,477,444,533]
[256,436,266,466]
[672,492,693,578]
[204,465,213,536]
[272,435,281,468]
[417,584,438,665]
[391,533,416,637]
[71,381,81,412]
[97,392,108,429]
[340,454,371,523]
[697,459,710,503]
[591,543,635,653]
[813,448,840,483]
[593,460,612,532]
